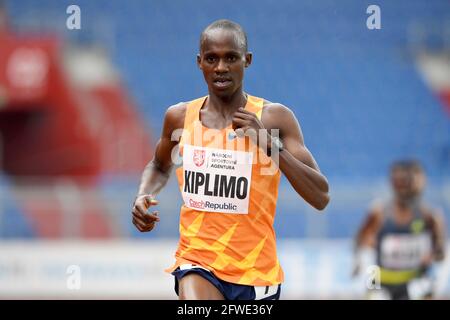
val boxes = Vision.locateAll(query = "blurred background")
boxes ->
[0,0,449,299]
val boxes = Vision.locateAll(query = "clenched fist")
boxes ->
[132,194,160,232]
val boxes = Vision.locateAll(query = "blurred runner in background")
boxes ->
[353,160,446,299]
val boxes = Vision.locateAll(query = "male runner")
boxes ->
[353,160,446,299]
[132,19,330,300]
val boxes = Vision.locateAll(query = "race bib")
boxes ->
[380,233,432,269]
[181,144,253,214]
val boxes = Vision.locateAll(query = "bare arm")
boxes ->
[232,103,329,210]
[426,209,446,262]
[263,104,329,210]
[132,103,186,232]
[354,207,383,250]
[137,104,185,196]
[352,206,383,276]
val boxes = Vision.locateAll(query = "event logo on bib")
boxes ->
[193,149,205,167]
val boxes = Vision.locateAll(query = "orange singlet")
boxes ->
[166,94,284,286]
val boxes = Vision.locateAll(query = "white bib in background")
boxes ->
[380,233,432,269]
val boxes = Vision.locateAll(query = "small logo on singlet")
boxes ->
[193,149,205,167]
[228,132,237,140]
[411,219,425,234]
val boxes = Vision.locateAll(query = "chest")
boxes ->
[199,109,233,130]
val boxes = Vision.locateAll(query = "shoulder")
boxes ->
[262,100,295,117]
[420,203,445,225]
[163,101,188,131]
[260,99,297,129]
[367,199,386,223]
[369,198,385,212]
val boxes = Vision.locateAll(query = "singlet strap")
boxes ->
[411,200,424,220]
[246,95,264,120]
[382,200,394,221]
[183,96,207,129]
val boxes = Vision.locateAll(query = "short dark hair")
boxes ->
[390,159,424,174]
[199,19,248,52]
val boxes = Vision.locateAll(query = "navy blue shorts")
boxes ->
[172,264,281,300]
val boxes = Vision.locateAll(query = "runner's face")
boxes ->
[198,29,251,98]
[411,169,426,195]
[391,168,425,200]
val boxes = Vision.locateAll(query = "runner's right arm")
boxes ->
[352,205,383,276]
[132,103,186,232]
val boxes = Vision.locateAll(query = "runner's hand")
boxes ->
[232,107,264,141]
[132,195,160,232]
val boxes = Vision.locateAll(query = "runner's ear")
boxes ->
[245,52,252,68]
[197,54,202,70]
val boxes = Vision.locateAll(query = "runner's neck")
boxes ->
[205,91,248,118]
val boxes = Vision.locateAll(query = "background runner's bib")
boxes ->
[166,95,284,287]
[376,202,435,285]
[181,145,253,214]
[380,233,432,270]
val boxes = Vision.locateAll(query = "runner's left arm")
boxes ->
[268,104,329,210]
[233,104,329,210]
[429,209,446,262]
